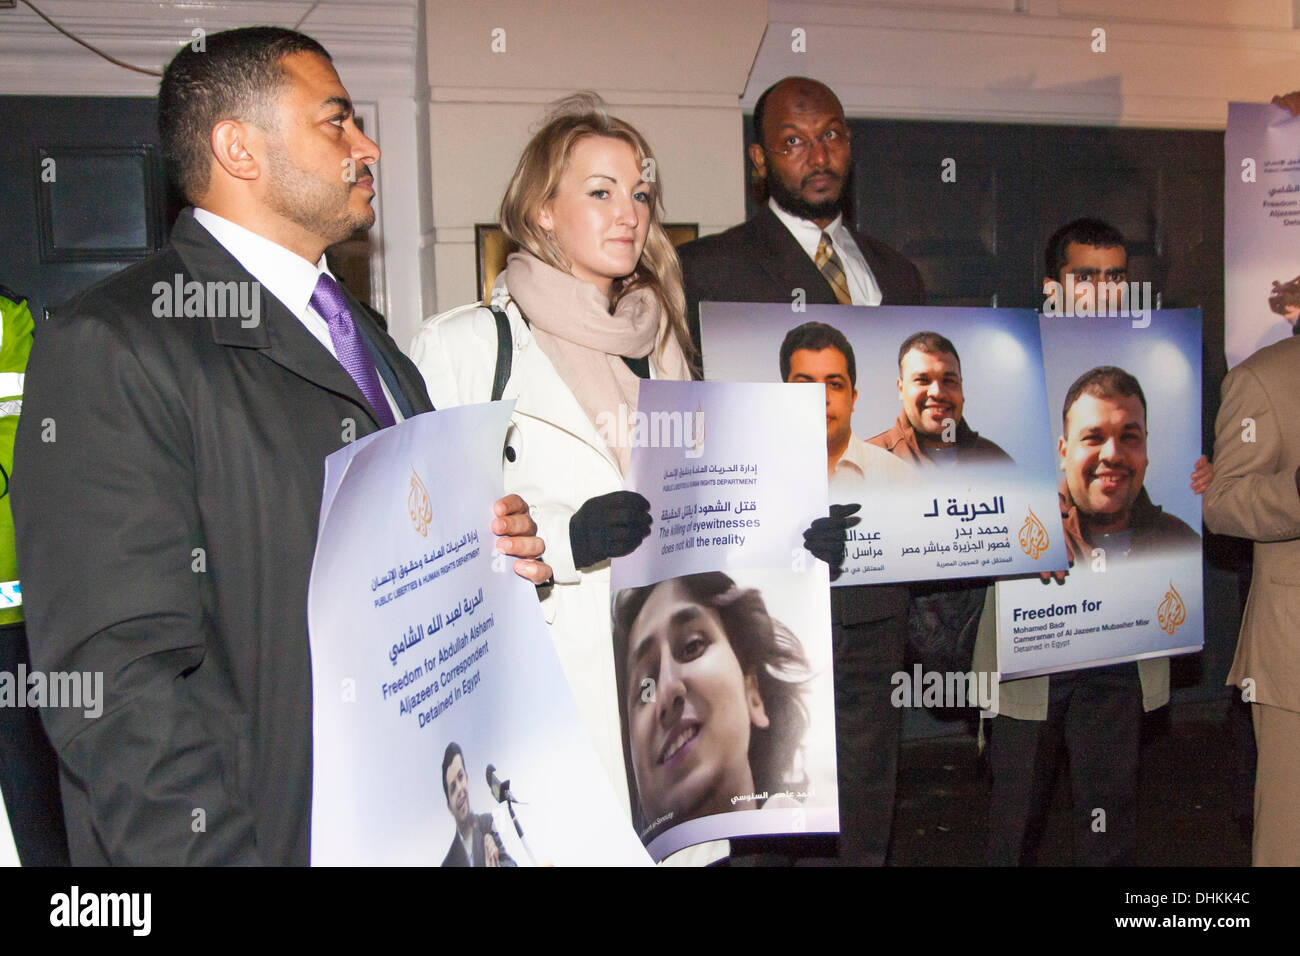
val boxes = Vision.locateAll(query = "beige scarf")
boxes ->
[504,252,692,474]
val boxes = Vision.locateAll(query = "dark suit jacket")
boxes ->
[678,204,926,357]
[11,209,434,865]
[441,813,517,867]
[678,204,924,628]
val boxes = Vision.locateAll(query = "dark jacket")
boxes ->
[867,409,1013,468]
[681,204,924,631]
[678,205,926,356]
[11,209,434,864]
[1059,478,1201,563]
[441,813,517,867]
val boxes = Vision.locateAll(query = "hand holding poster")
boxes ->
[1225,102,1300,367]
[995,310,1204,679]
[308,404,649,866]
[700,302,1068,585]
[611,380,838,860]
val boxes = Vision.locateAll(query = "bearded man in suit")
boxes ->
[11,26,549,865]
[678,76,924,348]
[679,76,932,865]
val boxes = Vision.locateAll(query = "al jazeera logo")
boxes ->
[1018,506,1050,559]
[1158,581,1186,635]
[408,466,433,537]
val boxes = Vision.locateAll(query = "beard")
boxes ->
[266,150,374,248]
[766,167,845,222]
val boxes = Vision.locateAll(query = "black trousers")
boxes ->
[986,661,1142,866]
[0,621,70,865]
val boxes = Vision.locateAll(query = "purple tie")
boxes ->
[310,273,396,428]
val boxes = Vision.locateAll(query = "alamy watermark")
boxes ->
[890,664,999,717]
[0,665,103,718]
[595,403,706,458]
[152,274,261,328]
[1042,276,1153,328]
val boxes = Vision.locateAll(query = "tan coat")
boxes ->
[1204,335,1300,714]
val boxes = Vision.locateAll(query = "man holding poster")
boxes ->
[9,28,549,866]
[982,224,1205,867]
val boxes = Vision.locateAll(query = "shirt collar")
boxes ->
[768,197,844,245]
[192,207,332,320]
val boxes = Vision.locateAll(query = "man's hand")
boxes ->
[484,833,500,867]
[1039,529,1072,584]
[1273,91,1300,116]
[1190,454,1213,495]
[803,503,861,581]
[492,494,552,585]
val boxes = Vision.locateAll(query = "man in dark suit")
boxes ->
[10,27,549,865]
[678,76,924,351]
[440,743,516,868]
[679,76,928,865]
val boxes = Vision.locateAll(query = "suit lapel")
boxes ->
[171,212,417,429]
[750,207,838,305]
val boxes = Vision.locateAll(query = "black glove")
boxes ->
[569,491,653,569]
[802,503,862,581]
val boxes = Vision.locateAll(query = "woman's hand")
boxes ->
[569,491,653,569]
[492,494,552,585]
[802,503,861,581]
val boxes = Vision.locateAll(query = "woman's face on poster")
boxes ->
[623,578,770,822]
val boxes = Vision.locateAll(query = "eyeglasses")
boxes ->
[1069,269,1128,284]
[763,127,851,159]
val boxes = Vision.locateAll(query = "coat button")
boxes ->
[505,445,517,462]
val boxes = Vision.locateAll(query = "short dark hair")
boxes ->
[898,330,960,371]
[1044,218,1126,280]
[612,573,810,830]
[158,26,331,203]
[1268,274,1300,315]
[441,742,464,800]
[1062,365,1147,431]
[779,321,856,386]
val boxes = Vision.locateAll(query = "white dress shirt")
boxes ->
[192,208,403,423]
[830,431,913,500]
[768,198,883,306]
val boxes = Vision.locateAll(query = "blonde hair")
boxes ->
[498,92,696,369]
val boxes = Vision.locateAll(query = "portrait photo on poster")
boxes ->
[610,567,837,858]
[699,302,1067,586]
[994,309,1205,680]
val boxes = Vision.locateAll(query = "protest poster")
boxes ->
[995,310,1204,679]
[308,403,650,866]
[1225,101,1300,368]
[700,301,1067,585]
[611,380,838,860]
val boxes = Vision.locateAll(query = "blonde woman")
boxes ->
[409,94,695,834]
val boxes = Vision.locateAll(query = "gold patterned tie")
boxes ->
[815,231,853,305]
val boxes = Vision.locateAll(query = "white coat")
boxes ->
[409,282,634,820]
[410,281,727,866]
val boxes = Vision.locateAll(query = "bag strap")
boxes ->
[488,304,512,402]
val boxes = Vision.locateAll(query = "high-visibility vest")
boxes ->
[0,286,33,625]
